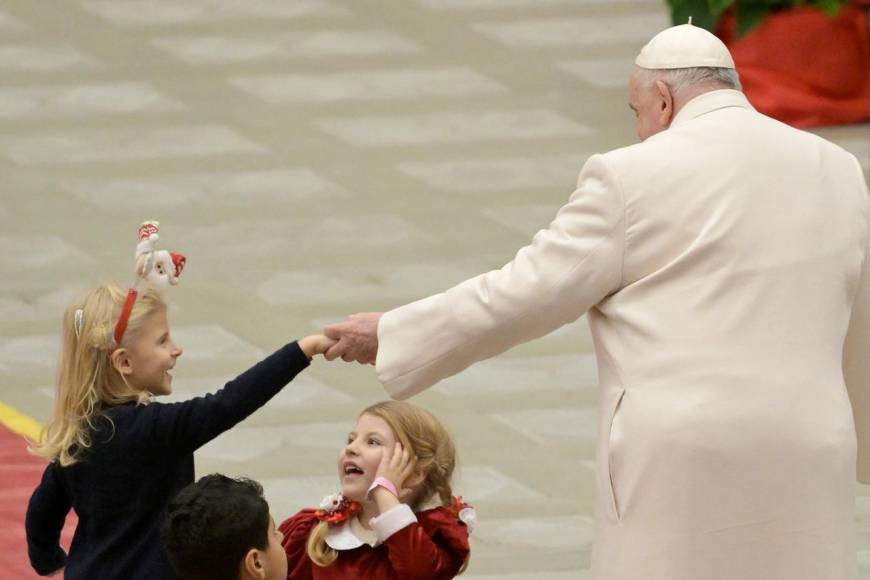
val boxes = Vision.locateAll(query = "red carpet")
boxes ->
[0,425,75,579]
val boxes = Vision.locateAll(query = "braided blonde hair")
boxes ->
[308,401,463,570]
[30,283,166,466]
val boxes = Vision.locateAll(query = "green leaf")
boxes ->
[707,0,735,18]
[813,0,845,17]
[670,0,720,31]
[735,1,771,37]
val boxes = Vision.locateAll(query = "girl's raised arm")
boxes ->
[137,339,312,455]
[379,511,470,580]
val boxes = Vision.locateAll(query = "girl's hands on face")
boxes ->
[376,441,418,500]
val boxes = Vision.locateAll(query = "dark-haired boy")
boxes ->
[161,474,287,580]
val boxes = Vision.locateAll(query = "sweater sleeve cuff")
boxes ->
[371,503,417,542]
[288,340,312,366]
[30,548,66,576]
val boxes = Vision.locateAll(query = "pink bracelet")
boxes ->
[367,477,398,499]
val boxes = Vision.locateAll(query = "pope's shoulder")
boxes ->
[592,107,861,176]
[580,136,671,180]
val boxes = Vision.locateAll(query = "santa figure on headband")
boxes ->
[135,221,186,295]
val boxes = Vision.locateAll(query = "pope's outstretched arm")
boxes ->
[376,154,626,399]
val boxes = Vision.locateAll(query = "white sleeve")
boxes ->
[371,504,417,543]
[376,153,626,399]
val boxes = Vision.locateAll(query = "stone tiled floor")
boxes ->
[1,0,868,577]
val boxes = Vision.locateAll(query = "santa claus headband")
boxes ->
[112,221,186,348]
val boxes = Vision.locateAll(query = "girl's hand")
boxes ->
[376,442,418,499]
[298,334,338,359]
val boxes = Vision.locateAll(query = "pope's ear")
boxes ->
[654,79,674,123]
[110,348,134,376]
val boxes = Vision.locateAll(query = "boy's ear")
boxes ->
[241,548,265,579]
[110,348,134,376]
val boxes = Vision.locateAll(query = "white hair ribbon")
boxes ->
[74,309,85,339]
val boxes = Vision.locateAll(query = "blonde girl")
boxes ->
[280,400,474,579]
[25,283,333,579]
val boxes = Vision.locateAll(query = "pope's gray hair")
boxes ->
[636,66,742,97]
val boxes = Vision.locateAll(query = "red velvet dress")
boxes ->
[279,504,470,580]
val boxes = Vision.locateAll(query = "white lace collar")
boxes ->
[325,517,369,551]
[323,496,475,551]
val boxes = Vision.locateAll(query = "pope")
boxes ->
[324,23,870,580]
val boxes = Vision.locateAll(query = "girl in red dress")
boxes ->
[279,400,474,579]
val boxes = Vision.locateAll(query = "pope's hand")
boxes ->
[323,312,383,364]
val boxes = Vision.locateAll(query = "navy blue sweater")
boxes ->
[25,341,310,579]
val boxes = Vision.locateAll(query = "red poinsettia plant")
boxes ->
[667,0,851,36]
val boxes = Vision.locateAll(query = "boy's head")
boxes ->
[162,474,287,580]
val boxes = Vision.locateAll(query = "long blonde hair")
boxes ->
[30,283,166,466]
[308,401,465,571]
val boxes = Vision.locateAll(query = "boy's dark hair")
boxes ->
[161,474,271,580]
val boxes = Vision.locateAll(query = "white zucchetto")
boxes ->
[635,22,735,70]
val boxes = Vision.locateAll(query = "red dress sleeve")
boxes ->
[279,509,319,580]
[380,505,471,580]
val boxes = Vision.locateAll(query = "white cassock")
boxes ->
[375,89,870,580]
